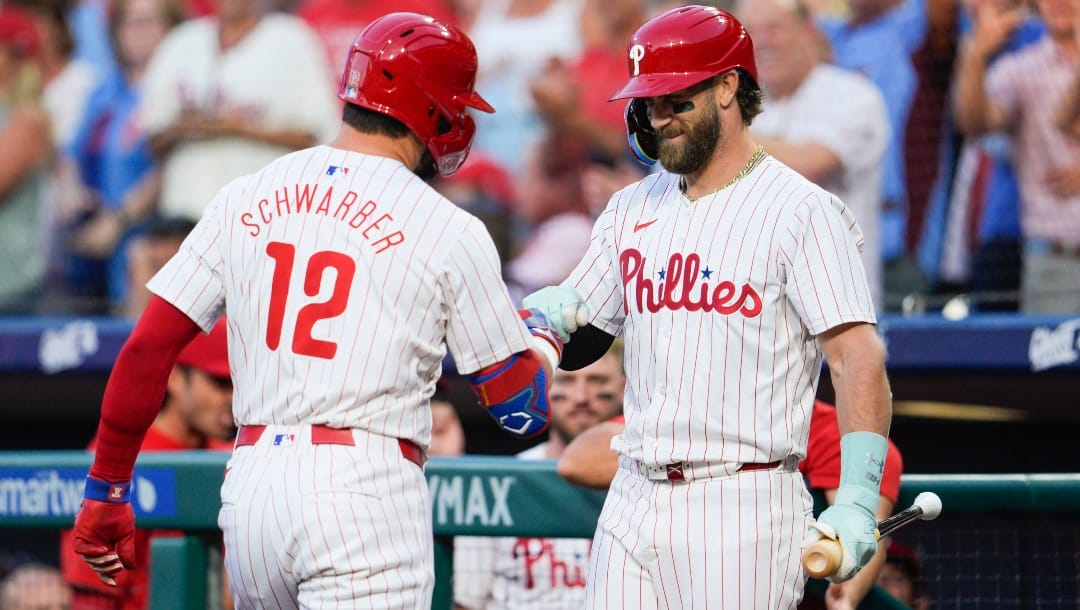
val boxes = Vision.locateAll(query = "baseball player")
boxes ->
[453,341,626,610]
[59,318,233,610]
[69,12,565,610]
[558,400,905,610]
[523,5,893,608]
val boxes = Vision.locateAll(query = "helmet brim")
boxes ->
[609,70,719,101]
[464,91,495,114]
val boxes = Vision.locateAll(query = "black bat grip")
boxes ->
[877,507,923,537]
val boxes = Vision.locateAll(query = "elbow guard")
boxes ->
[466,350,551,439]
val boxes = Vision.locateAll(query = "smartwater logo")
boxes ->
[0,470,85,517]
[0,468,177,518]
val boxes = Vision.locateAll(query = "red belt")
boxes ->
[657,459,783,481]
[234,425,426,468]
[739,460,783,472]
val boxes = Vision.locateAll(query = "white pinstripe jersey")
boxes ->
[148,145,530,448]
[565,155,875,469]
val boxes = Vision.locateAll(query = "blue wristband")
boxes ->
[84,476,131,504]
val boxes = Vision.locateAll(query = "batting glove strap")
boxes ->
[84,476,131,504]
[838,431,888,501]
[518,308,555,332]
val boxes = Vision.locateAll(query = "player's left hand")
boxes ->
[803,499,878,582]
[72,481,137,586]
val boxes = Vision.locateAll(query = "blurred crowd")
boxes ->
[1,0,1078,319]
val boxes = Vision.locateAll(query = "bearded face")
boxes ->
[655,92,721,176]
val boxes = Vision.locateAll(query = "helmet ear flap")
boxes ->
[626,99,658,166]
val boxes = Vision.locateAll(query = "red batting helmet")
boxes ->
[338,12,494,176]
[610,5,758,101]
[610,5,758,165]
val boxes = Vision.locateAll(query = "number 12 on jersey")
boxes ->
[265,241,355,359]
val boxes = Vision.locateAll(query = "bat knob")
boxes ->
[803,550,830,577]
[574,304,590,328]
[802,539,843,579]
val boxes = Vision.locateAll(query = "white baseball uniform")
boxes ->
[147,145,531,609]
[454,443,590,610]
[564,155,876,609]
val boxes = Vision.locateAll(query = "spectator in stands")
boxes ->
[877,539,931,610]
[954,0,1080,313]
[454,340,625,610]
[66,0,185,315]
[918,1,1046,312]
[818,0,929,309]
[68,0,119,86]
[0,5,51,314]
[504,139,594,301]
[467,0,583,174]
[0,563,73,610]
[60,319,234,610]
[10,0,102,314]
[296,0,457,80]
[737,0,890,309]
[139,0,338,222]
[557,400,904,610]
[21,0,100,155]
[20,0,99,201]
[529,0,648,164]
[123,215,196,318]
[903,0,958,259]
[527,0,652,233]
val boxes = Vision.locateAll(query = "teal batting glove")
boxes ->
[522,286,590,342]
[803,431,887,582]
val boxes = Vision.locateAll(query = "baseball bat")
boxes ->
[802,491,942,579]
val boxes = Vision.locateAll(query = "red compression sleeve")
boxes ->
[88,296,202,482]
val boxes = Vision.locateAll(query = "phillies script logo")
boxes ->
[621,249,762,317]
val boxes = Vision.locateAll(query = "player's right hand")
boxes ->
[802,489,879,582]
[522,286,590,342]
[72,479,137,586]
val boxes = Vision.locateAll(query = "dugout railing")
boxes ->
[0,452,1077,609]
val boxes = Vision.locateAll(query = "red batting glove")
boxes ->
[72,492,137,585]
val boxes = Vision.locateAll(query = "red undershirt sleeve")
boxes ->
[88,296,202,482]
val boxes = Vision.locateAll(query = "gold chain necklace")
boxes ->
[680,145,767,202]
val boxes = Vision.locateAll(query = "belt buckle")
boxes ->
[643,462,686,481]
